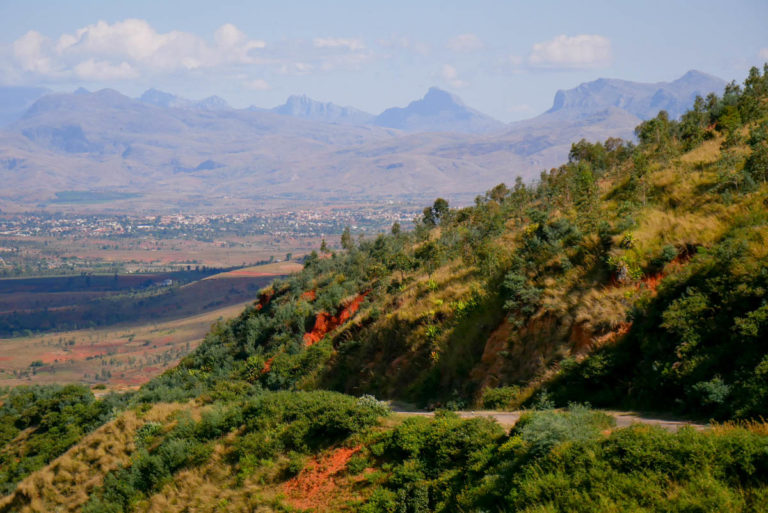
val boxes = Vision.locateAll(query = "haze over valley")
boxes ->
[1,2,768,512]
[0,70,725,211]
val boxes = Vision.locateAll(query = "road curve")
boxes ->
[392,409,708,432]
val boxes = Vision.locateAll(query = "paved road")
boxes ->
[393,409,707,432]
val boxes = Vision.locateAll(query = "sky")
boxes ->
[1,0,766,122]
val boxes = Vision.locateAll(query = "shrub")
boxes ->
[481,386,522,410]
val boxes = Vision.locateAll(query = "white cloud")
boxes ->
[441,64,467,88]
[9,19,267,81]
[313,37,365,51]
[378,35,430,56]
[277,61,314,75]
[446,33,483,53]
[5,20,379,85]
[244,78,270,90]
[759,48,768,60]
[529,34,612,69]
[13,31,53,74]
[74,59,138,80]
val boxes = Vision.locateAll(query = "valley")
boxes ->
[0,299,251,389]
[0,2,765,509]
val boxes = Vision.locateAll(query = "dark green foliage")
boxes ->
[0,384,126,495]
[233,391,389,462]
[481,385,522,410]
[83,391,388,512]
[361,408,768,513]
[421,198,450,227]
[551,217,768,419]
[362,411,505,512]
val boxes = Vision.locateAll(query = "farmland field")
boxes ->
[0,262,296,389]
[0,300,254,390]
[0,270,282,337]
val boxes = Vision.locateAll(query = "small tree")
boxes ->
[340,226,354,250]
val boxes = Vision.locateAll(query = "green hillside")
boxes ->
[2,65,768,513]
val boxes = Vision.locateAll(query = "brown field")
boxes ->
[206,260,304,278]
[0,300,253,391]
[10,234,322,271]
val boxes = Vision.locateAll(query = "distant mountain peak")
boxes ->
[373,87,504,134]
[195,95,230,111]
[422,87,466,108]
[546,70,726,120]
[272,94,373,125]
[139,88,191,108]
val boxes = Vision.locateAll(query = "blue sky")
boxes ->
[1,0,766,121]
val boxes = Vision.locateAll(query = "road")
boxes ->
[392,409,708,432]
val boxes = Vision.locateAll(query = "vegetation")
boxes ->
[2,65,768,512]
[363,407,768,512]
[0,385,126,495]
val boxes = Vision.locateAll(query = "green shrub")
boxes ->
[481,386,522,410]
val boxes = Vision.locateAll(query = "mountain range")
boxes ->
[0,70,726,211]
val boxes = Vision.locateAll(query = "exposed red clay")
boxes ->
[261,356,274,375]
[594,321,633,346]
[300,289,317,301]
[282,445,361,511]
[303,292,368,347]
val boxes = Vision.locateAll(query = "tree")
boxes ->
[320,238,329,254]
[432,198,449,221]
[340,227,353,250]
[679,96,709,150]
[487,183,509,203]
[415,240,440,277]
[422,198,450,227]
[391,222,401,236]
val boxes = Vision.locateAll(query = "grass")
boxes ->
[0,402,197,513]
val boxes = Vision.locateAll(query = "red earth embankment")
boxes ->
[282,446,361,511]
[303,292,369,347]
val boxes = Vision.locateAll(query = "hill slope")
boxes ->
[1,64,767,513]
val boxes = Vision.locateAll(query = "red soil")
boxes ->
[282,446,360,511]
[594,321,633,346]
[261,356,274,375]
[303,292,368,347]
[640,251,694,294]
[301,289,317,301]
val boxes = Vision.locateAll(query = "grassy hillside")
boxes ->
[137,65,768,419]
[1,65,768,512]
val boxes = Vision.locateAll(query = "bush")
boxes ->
[481,386,522,410]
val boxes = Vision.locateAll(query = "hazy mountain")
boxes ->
[0,71,727,211]
[373,87,506,134]
[195,95,231,111]
[139,88,193,108]
[0,86,51,127]
[272,95,374,125]
[548,70,726,120]
[140,89,231,110]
